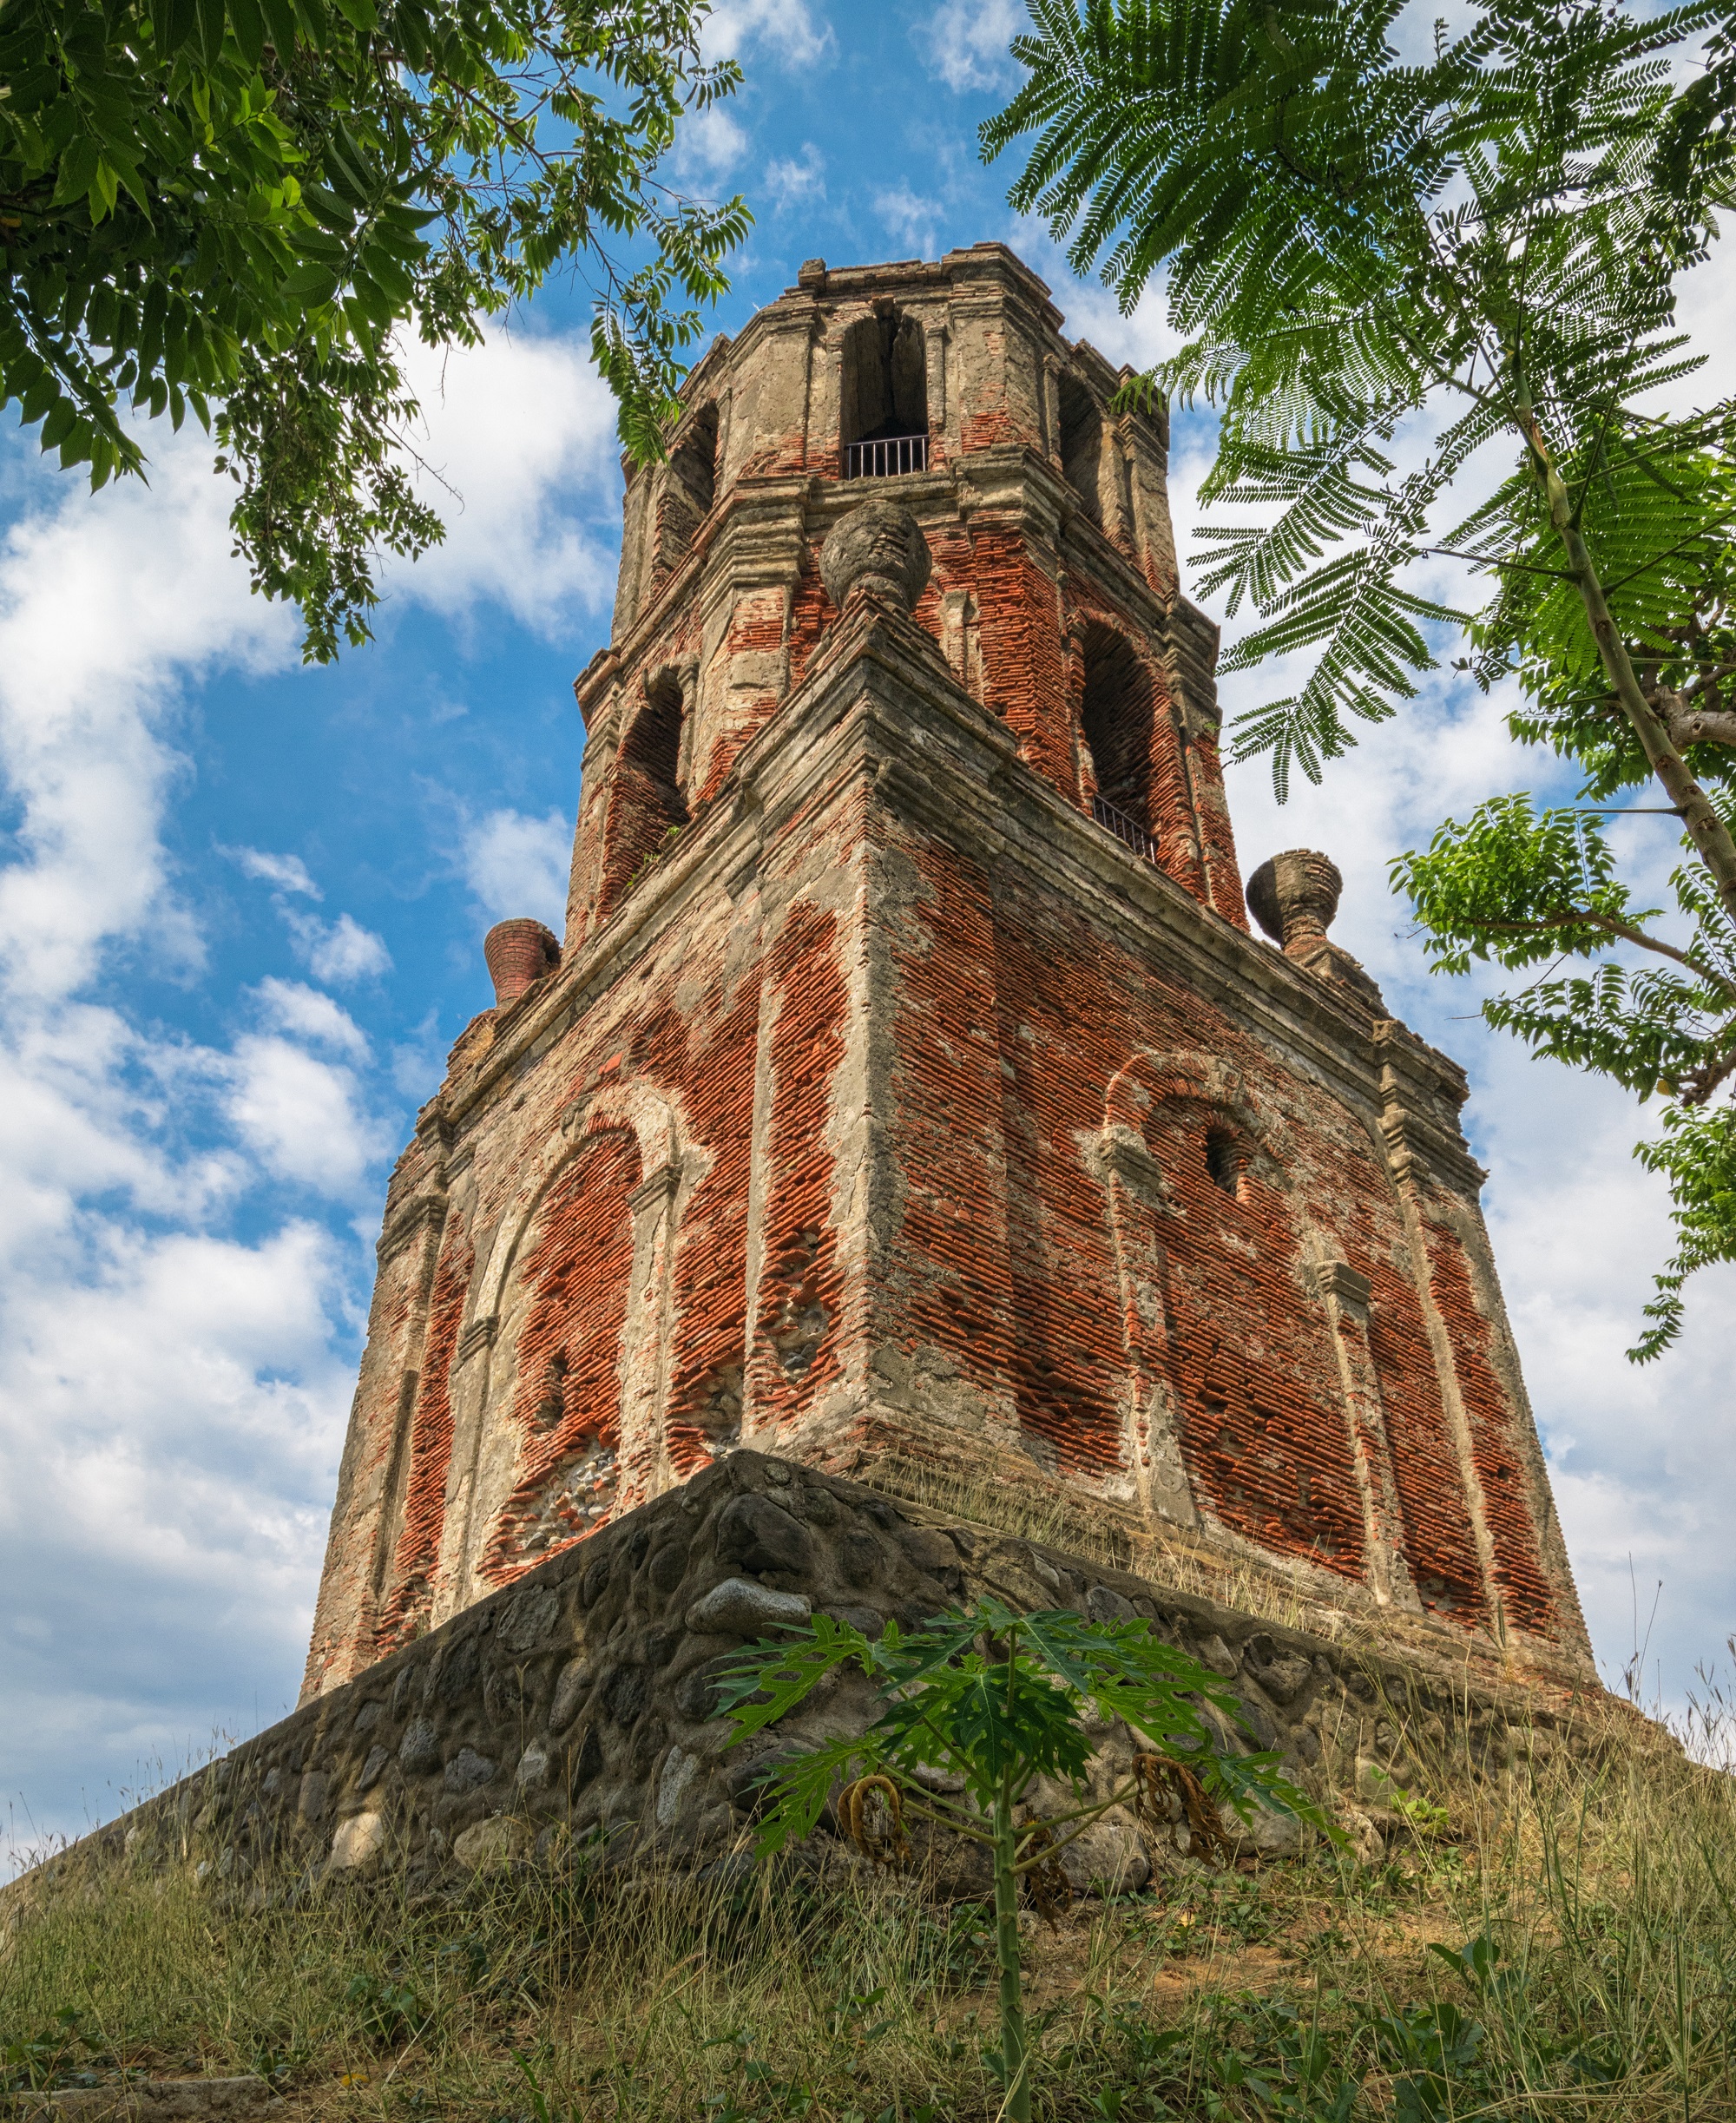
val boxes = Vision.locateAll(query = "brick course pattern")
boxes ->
[302,243,1591,1704]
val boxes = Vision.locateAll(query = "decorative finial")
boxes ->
[483,918,561,1009]
[819,499,931,615]
[1246,849,1343,953]
[1246,850,1385,1010]
[797,258,827,290]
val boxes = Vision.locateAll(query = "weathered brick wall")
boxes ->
[302,242,1591,1706]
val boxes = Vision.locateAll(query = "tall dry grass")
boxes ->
[3,1676,1733,2119]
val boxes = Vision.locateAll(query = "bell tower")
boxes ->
[302,244,1592,1701]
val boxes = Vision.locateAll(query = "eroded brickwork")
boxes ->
[303,243,1591,1704]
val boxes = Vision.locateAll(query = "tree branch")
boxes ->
[1469,907,1736,996]
[1654,687,1736,749]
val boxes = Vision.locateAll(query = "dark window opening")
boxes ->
[1058,371,1102,524]
[1205,1127,1247,1200]
[841,308,928,477]
[623,667,689,831]
[652,404,718,582]
[671,402,718,520]
[1079,621,1157,842]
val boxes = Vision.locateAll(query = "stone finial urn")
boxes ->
[819,499,932,615]
[1246,849,1343,956]
[1246,848,1385,1010]
[483,918,561,1009]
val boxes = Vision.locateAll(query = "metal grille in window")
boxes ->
[1092,792,1161,866]
[844,434,929,479]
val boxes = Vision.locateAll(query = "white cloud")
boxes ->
[703,0,834,69]
[763,142,825,214]
[254,977,370,1061]
[224,845,320,898]
[675,104,753,186]
[285,908,393,985]
[393,328,621,635]
[0,442,296,1008]
[923,0,1023,91]
[459,805,572,927]
[222,1035,385,1194]
[0,1218,351,1862]
[875,181,943,260]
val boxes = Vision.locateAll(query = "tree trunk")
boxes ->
[992,1774,1031,2122]
[1535,456,1736,928]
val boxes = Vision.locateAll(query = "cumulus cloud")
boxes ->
[254,978,370,1061]
[284,909,393,986]
[675,104,753,186]
[923,0,1024,91]
[763,142,825,214]
[704,0,834,69]
[0,1218,351,1856]
[459,806,573,927]
[0,443,296,1009]
[222,1035,385,1194]
[392,328,621,635]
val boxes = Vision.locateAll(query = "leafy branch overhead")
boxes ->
[2,0,750,659]
[985,0,1736,1355]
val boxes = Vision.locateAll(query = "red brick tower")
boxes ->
[302,244,1592,1701]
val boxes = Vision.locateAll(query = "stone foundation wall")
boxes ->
[12,1456,1615,1911]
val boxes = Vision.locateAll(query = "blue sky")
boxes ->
[3,0,1732,1860]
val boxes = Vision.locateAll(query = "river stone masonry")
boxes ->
[24,1455,1607,1912]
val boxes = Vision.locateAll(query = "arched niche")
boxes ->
[458,1081,713,1589]
[1058,371,1103,524]
[840,309,929,453]
[1078,621,1158,836]
[1095,1049,1367,1576]
[476,1120,642,1586]
[654,400,720,579]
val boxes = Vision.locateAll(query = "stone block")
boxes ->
[687,1576,812,1638]
[452,1817,532,1873]
[326,1811,385,1875]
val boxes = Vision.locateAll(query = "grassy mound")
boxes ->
[3,1693,1731,2120]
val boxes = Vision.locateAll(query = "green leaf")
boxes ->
[40,398,79,451]
[194,0,226,69]
[281,261,339,304]
[258,0,299,52]
[301,183,356,233]
[228,0,268,66]
[88,158,121,223]
[52,135,102,207]
[148,0,201,56]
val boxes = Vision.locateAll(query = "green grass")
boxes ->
[3,1688,1733,2120]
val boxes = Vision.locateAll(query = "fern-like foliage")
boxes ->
[986,0,1736,1355]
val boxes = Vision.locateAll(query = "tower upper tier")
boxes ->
[565,242,1245,950]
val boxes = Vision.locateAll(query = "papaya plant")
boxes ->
[718,1595,1332,2123]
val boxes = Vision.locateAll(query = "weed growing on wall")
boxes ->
[717,1597,1332,2121]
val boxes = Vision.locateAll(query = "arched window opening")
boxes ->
[671,401,718,521]
[1058,371,1103,525]
[623,667,690,832]
[1205,1126,1248,1200]
[652,403,718,580]
[1079,622,1157,845]
[840,308,929,477]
